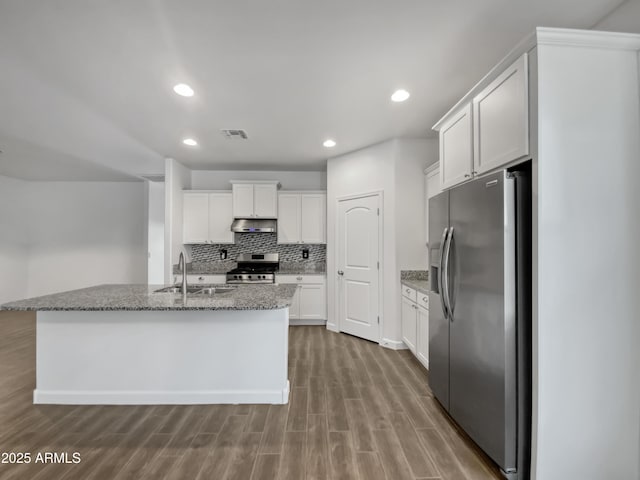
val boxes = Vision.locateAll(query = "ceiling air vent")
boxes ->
[220,129,249,140]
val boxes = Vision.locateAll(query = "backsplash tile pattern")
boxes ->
[188,233,326,264]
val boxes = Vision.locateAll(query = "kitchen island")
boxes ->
[0,284,297,405]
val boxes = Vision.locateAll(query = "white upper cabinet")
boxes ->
[231,181,278,218]
[232,184,254,218]
[434,53,530,190]
[183,191,234,244]
[183,193,209,244]
[439,103,474,190]
[473,53,529,175]
[300,194,326,243]
[277,194,300,244]
[253,184,278,218]
[277,192,326,244]
[208,193,234,243]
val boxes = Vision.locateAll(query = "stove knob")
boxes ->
[248,275,252,279]
[234,275,238,279]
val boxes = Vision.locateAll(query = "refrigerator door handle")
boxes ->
[439,228,450,319]
[443,227,454,320]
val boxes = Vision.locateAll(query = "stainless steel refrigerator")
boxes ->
[428,165,531,480]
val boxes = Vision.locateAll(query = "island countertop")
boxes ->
[0,284,298,312]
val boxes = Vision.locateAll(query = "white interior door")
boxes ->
[337,194,380,342]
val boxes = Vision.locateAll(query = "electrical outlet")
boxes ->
[220,249,228,260]
[302,249,309,259]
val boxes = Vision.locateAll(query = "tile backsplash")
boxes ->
[188,233,326,264]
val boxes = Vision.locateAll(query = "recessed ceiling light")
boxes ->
[391,89,410,102]
[183,138,198,147]
[173,83,194,97]
[323,139,336,148]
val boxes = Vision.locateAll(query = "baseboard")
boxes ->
[417,355,430,370]
[289,319,327,326]
[325,322,338,332]
[33,381,291,405]
[380,338,408,350]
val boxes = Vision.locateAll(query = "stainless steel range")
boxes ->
[226,253,279,284]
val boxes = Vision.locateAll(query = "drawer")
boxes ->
[276,274,326,285]
[417,292,429,310]
[401,285,417,302]
[186,274,227,284]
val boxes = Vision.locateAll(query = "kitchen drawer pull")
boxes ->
[406,288,410,293]
[199,276,205,281]
[296,276,303,281]
[423,296,428,302]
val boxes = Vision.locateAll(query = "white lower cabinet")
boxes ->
[416,305,429,368]
[401,283,429,369]
[401,296,417,354]
[185,275,227,285]
[276,275,327,324]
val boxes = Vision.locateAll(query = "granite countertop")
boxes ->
[400,270,429,295]
[0,284,297,312]
[401,279,430,295]
[175,262,234,275]
[174,262,326,276]
[277,263,326,275]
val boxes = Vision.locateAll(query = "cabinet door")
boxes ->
[208,193,234,244]
[299,283,326,320]
[300,194,326,244]
[401,296,417,354]
[232,184,254,218]
[183,193,209,244]
[473,53,528,175]
[289,285,301,320]
[416,305,429,369]
[254,184,278,218]
[439,103,473,190]
[187,275,227,284]
[277,194,301,244]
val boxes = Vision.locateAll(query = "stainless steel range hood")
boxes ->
[230,218,277,233]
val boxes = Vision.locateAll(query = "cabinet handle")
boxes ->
[296,276,303,281]
[464,174,471,178]
[337,270,344,276]
[406,288,410,293]
[472,171,478,175]
[423,296,428,302]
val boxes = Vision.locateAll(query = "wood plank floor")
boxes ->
[0,311,502,480]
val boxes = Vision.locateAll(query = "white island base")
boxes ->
[34,309,289,405]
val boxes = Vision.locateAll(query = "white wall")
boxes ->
[395,138,437,271]
[164,158,191,283]
[327,138,431,347]
[593,0,640,33]
[191,169,326,191]
[0,175,29,303]
[146,181,165,285]
[533,39,640,480]
[25,182,147,297]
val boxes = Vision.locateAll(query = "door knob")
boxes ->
[337,270,344,276]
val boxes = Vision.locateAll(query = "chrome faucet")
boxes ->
[178,251,188,298]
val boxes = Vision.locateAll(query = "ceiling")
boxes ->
[0,0,625,181]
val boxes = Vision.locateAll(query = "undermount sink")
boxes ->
[153,285,237,295]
